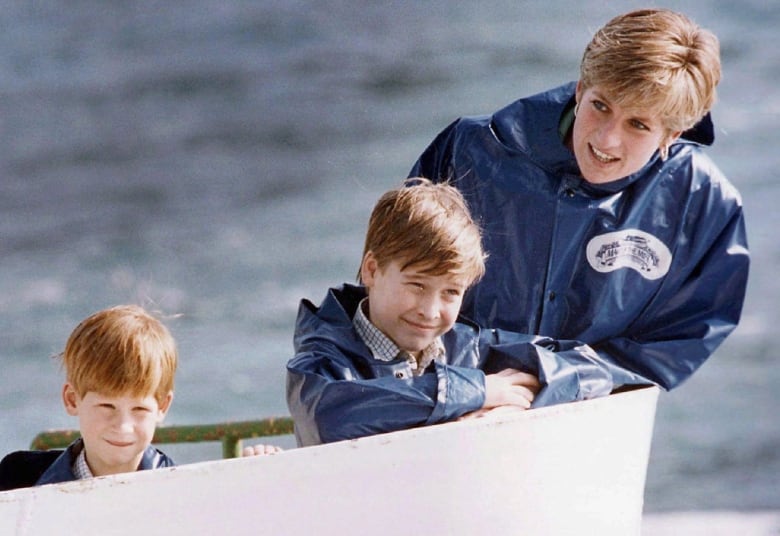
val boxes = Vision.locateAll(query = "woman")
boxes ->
[409,9,749,392]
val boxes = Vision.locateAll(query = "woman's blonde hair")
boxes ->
[360,178,486,285]
[579,8,721,133]
[63,305,177,404]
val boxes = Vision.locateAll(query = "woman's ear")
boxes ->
[660,130,683,160]
[62,383,80,416]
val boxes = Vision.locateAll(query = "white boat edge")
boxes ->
[1,386,660,536]
[642,510,780,536]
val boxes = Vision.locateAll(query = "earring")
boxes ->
[573,101,580,116]
[660,145,669,161]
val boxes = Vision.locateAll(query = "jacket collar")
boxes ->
[489,82,715,195]
[35,438,172,486]
[35,439,82,486]
[295,283,482,369]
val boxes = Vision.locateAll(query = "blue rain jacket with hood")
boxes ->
[0,438,175,491]
[409,82,749,391]
[287,284,618,447]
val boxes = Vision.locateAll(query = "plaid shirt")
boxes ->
[353,298,445,378]
[72,446,94,480]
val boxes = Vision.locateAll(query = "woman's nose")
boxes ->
[597,118,621,148]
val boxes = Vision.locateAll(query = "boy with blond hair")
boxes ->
[287,179,611,446]
[0,305,177,490]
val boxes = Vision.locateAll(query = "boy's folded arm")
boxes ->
[286,354,486,445]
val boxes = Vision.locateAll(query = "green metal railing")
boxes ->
[30,417,295,459]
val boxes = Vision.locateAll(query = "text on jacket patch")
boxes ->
[586,229,671,281]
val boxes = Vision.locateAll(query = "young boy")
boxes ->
[286,179,613,447]
[0,305,177,491]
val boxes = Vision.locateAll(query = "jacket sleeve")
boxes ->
[479,331,617,407]
[592,203,750,390]
[286,344,486,446]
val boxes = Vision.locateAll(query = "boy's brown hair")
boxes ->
[62,305,177,404]
[579,8,720,133]
[360,178,486,285]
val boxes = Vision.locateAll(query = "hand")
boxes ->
[241,443,284,457]
[483,368,540,410]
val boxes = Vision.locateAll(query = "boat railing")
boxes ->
[29,417,295,459]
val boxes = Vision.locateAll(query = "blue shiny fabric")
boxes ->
[409,82,750,391]
[0,438,174,490]
[286,284,614,447]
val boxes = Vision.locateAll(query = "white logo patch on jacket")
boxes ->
[586,229,671,280]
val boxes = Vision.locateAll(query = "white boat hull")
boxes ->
[0,386,659,535]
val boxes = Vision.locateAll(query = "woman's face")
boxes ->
[572,82,678,184]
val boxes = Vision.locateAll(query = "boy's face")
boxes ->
[63,384,172,477]
[361,252,467,357]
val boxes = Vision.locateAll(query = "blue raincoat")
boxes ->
[0,438,174,491]
[287,284,617,447]
[409,82,749,390]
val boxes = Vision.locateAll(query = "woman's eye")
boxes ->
[630,119,649,131]
[592,100,607,112]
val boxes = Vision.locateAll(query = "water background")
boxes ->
[1,0,777,512]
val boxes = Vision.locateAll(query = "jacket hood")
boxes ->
[293,283,366,354]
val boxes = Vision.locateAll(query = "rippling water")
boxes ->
[1,0,778,511]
